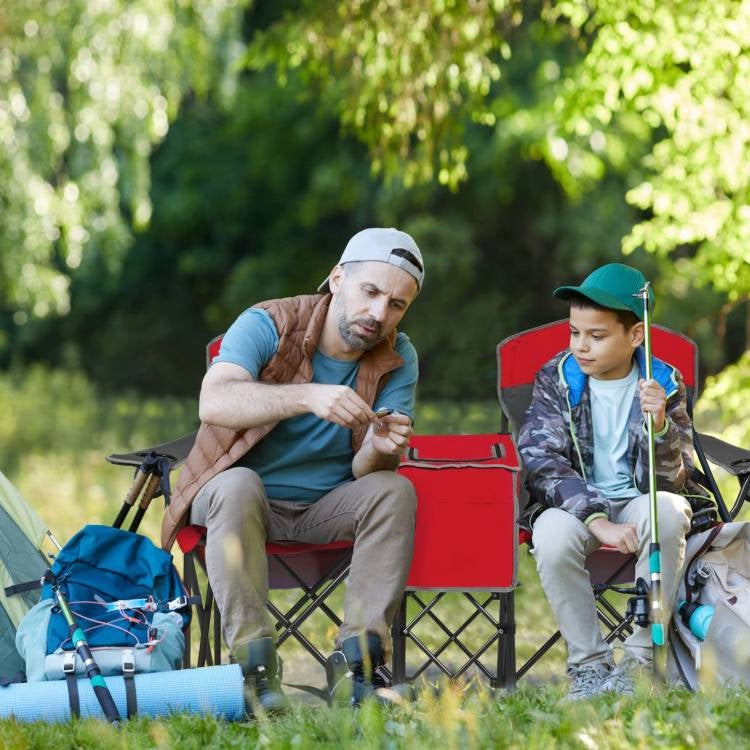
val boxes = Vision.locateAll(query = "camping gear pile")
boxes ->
[0,470,245,723]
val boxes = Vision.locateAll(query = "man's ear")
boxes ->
[631,321,645,347]
[328,265,344,294]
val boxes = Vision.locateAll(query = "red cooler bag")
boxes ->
[398,434,520,591]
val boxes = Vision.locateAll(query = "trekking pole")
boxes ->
[128,472,162,533]
[637,281,665,678]
[47,574,122,726]
[112,466,149,529]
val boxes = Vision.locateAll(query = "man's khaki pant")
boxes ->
[532,492,692,667]
[189,467,416,660]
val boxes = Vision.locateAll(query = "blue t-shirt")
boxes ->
[212,307,418,502]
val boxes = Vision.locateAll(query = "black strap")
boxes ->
[0,671,27,686]
[65,672,81,719]
[62,651,80,719]
[3,579,42,597]
[122,650,137,719]
[124,675,137,719]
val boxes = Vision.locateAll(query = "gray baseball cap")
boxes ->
[317,227,424,293]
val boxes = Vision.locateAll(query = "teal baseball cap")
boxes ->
[553,263,654,320]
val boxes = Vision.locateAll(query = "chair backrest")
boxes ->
[206,334,223,368]
[496,319,699,437]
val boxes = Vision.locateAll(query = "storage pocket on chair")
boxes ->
[398,433,521,591]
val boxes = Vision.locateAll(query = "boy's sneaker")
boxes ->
[601,652,652,696]
[563,660,613,702]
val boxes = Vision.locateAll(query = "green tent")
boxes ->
[0,470,50,678]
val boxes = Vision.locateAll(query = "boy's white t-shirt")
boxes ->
[589,362,640,500]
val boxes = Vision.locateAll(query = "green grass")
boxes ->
[2,367,749,746]
[2,684,750,748]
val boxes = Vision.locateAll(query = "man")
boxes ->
[161,228,424,711]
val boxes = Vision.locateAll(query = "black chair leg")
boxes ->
[391,597,407,684]
[496,591,516,691]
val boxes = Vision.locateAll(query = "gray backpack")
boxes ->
[668,522,750,689]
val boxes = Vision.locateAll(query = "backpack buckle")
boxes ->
[122,648,136,675]
[63,651,76,674]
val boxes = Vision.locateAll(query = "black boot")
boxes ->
[235,637,290,715]
[327,633,397,706]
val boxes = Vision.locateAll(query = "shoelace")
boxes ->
[568,665,608,696]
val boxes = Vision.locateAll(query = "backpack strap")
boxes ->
[3,579,42,596]
[683,523,724,603]
[63,652,80,719]
[122,649,138,719]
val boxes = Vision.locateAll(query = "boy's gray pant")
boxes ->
[189,466,416,661]
[532,492,692,666]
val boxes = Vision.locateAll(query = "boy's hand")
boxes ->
[588,518,639,554]
[639,378,667,432]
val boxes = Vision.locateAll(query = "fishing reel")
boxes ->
[625,577,651,628]
[593,576,652,628]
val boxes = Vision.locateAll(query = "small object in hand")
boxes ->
[374,408,393,436]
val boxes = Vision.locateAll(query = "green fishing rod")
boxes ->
[637,282,665,677]
[47,573,122,726]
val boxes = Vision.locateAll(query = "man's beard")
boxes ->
[335,304,383,351]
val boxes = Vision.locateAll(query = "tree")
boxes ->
[246,0,750,423]
[246,0,750,312]
[0,0,246,318]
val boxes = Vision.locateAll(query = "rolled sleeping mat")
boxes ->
[0,664,245,723]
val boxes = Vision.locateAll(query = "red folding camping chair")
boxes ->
[497,319,750,681]
[391,433,520,690]
[106,333,355,672]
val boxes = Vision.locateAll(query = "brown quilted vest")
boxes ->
[161,293,405,549]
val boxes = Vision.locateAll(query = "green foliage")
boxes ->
[247,0,750,305]
[549,0,750,302]
[246,0,522,189]
[241,0,750,426]
[696,350,750,451]
[1,0,748,420]
[0,0,246,316]
[0,365,196,476]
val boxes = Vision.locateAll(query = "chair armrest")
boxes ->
[695,432,750,477]
[106,431,197,470]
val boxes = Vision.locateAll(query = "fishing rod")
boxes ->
[46,572,122,726]
[637,281,665,677]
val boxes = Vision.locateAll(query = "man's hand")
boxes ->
[588,518,639,554]
[306,385,376,429]
[370,412,413,456]
[639,378,667,432]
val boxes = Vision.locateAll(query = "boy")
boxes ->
[518,262,712,700]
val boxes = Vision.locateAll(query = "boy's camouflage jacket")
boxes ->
[518,347,714,530]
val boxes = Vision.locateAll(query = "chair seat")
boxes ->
[176,524,352,558]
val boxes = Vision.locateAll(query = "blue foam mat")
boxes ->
[0,664,245,723]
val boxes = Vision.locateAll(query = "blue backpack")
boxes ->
[16,525,193,682]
